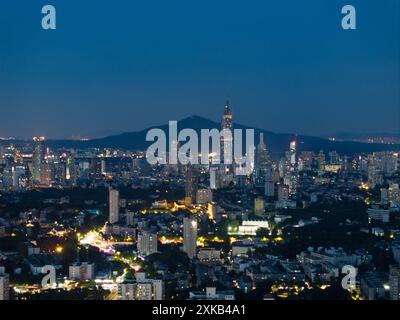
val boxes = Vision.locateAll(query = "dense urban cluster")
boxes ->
[1,103,400,301]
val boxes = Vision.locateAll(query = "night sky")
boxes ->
[0,0,399,139]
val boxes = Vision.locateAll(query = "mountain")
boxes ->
[44,115,400,159]
[323,132,400,140]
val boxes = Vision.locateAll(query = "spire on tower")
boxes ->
[259,132,264,145]
[224,100,231,115]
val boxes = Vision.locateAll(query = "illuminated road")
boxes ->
[79,231,132,254]
[105,288,118,300]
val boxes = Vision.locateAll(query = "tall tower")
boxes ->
[0,272,9,300]
[185,166,198,205]
[288,136,299,197]
[255,132,271,186]
[289,137,297,168]
[31,136,46,184]
[109,188,120,224]
[183,216,197,259]
[318,150,326,170]
[137,231,158,257]
[220,100,233,166]
[390,265,400,300]
[264,166,275,197]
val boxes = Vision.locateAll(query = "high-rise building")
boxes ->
[264,166,275,197]
[389,265,400,300]
[0,225,6,238]
[283,139,299,197]
[367,206,390,224]
[31,136,46,184]
[255,133,271,187]
[69,262,95,281]
[368,165,383,188]
[1,166,13,191]
[0,272,9,300]
[109,188,120,224]
[66,156,78,186]
[137,231,158,257]
[101,159,107,175]
[40,161,53,186]
[318,150,326,170]
[118,272,164,300]
[278,184,290,201]
[389,184,400,206]
[392,241,400,264]
[288,170,299,197]
[381,188,389,205]
[220,101,233,170]
[185,167,198,204]
[125,211,135,226]
[289,139,297,167]
[207,202,217,220]
[254,196,265,216]
[183,216,198,259]
[196,188,213,204]
[53,156,67,187]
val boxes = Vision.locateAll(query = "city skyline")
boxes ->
[1,0,400,305]
[1,109,400,141]
[1,102,400,302]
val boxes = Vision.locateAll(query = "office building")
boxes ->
[367,206,390,224]
[118,272,164,300]
[389,265,400,300]
[31,136,46,184]
[196,188,213,205]
[109,188,120,224]
[254,196,265,216]
[255,132,271,186]
[185,167,198,204]
[69,262,95,281]
[183,216,198,259]
[137,231,158,257]
[0,272,9,300]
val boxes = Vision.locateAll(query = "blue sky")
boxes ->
[0,0,399,138]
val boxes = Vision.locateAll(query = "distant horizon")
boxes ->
[1,113,400,141]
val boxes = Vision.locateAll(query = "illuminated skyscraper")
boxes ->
[31,136,46,184]
[264,166,275,197]
[109,188,120,224]
[288,170,299,196]
[220,100,233,167]
[287,137,299,197]
[289,138,297,167]
[183,216,198,259]
[255,132,271,186]
[185,166,198,204]
[318,150,326,170]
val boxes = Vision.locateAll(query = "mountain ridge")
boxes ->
[40,115,400,159]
